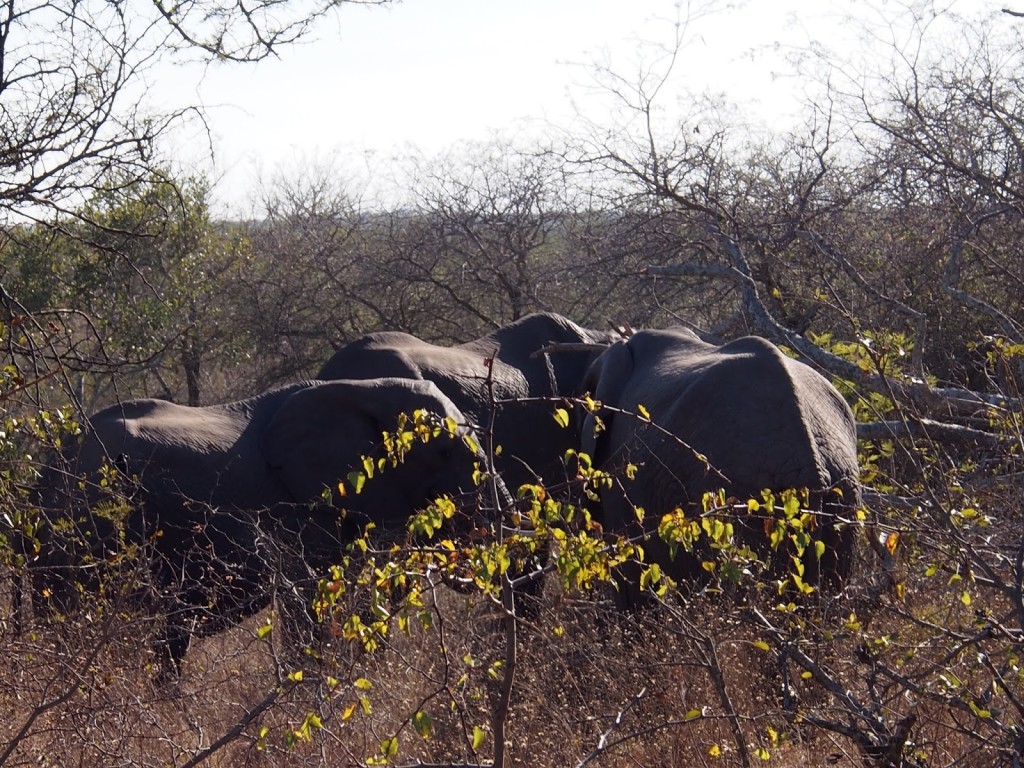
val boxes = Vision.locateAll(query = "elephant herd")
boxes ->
[24,312,862,675]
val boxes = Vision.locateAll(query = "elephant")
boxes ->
[580,328,861,609]
[317,312,619,493]
[30,377,484,676]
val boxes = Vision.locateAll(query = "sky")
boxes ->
[157,0,973,212]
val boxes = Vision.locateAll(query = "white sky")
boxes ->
[157,0,984,212]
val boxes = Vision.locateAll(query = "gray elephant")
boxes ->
[581,328,860,609]
[31,378,483,675]
[317,312,618,493]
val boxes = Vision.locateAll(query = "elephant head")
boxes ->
[581,328,860,608]
[316,313,619,493]
[463,312,621,398]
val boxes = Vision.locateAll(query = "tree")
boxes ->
[3,173,252,407]
[0,0,390,227]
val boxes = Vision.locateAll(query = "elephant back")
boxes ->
[584,329,860,595]
[317,332,426,381]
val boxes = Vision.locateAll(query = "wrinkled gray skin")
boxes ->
[581,328,860,610]
[32,378,481,676]
[318,313,617,492]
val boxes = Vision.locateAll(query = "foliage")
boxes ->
[5,2,1024,767]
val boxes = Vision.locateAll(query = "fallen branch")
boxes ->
[857,418,1006,448]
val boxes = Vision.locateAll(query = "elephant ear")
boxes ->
[580,340,634,466]
[260,381,382,503]
[260,379,460,504]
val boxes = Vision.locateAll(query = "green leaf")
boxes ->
[412,711,433,739]
[256,622,273,640]
[969,700,992,719]
[814,539,826,560]
[347,471,367,495]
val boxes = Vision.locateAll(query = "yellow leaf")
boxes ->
[354,677,373,690]
[637,403,650,420]
[380,737,399,758]
[708,744,722,758]
[471,726,486,751]
[553,407,570,428]
[753,640,770,652]
[885,531,899,555]
[256,623,273,640]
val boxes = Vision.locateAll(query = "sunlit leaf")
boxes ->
[885,531,899,555]
[553,407,570,428]
[969,700,992,719]
[347,471,366,495]
[471,726,486,751]
[380,737,399,758]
